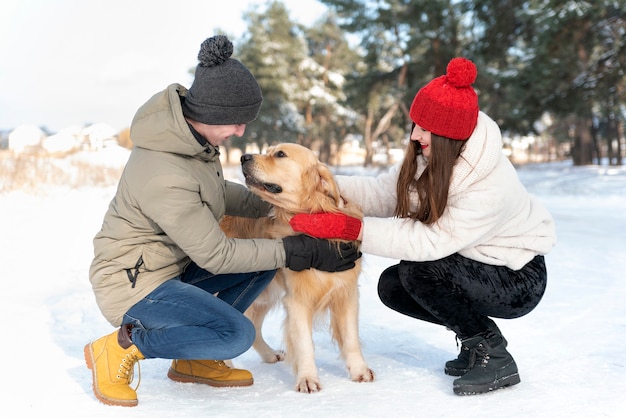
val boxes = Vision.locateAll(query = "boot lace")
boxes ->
[454,335,470,353]
[213,360,230,370]
[467,342,491,369]
[116,347,142,390]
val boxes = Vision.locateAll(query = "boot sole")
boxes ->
[444,366,469,377]
[83,343,138,407]
[167,367,254,387]
[453,372,521,396]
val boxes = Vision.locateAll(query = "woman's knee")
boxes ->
[377,264,402,307]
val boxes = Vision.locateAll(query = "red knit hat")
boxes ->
[409,57,479,140]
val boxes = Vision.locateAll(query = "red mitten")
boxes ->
[289,213,362,240]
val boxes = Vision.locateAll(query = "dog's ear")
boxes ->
[315,163,342,207]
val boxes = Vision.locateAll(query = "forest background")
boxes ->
[193,0,625,168]
[2,0,625,169]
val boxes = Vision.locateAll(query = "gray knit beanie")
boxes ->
[182,35,263,125]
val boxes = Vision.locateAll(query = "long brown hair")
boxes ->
[394,123,466,225]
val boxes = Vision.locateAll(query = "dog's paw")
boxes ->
[261,350,285,363]
[350,367,375,383]
[295,377,322,393]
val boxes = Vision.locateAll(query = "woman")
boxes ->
[290,57,556,395]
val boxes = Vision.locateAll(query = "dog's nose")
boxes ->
[241,154,253,164]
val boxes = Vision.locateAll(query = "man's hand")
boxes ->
[282,235,361,272]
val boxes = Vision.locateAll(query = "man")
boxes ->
[85,35,359,407]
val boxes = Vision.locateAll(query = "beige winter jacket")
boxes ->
[89,84,285,326]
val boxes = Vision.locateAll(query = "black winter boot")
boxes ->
[444,319,506,376]
[452,332,520,395]
[444,340,471,377]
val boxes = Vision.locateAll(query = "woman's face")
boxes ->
[410,123,432,158]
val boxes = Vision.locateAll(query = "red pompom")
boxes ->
[446,58,477,88]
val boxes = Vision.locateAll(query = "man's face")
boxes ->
[192,122,246,147]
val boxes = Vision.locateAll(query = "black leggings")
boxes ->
[377,254,547,339]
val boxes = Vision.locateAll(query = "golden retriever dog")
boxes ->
[220,143,374,393]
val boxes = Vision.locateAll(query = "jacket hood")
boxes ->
[129,84,219,160]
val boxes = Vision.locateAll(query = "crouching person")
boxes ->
[290,58,556,395]
[84,35,360,407]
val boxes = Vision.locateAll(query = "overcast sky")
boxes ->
[0,0,327,132]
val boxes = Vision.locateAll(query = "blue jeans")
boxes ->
[122,262,276,360]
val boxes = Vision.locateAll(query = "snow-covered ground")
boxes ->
[1,149,624,417]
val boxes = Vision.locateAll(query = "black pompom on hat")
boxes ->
[182,35,263,125]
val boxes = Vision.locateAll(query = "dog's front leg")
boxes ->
[330,287,375,383]
[283,295,321,393]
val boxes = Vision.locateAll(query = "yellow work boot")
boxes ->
[167,359,253,387]
[84,325,145,407]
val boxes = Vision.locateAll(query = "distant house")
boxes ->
[41,125,84,155]
[8,125,45,153]
[7,122,119,155]
[82,123,118,150]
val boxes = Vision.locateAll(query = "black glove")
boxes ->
[282,235,361,272]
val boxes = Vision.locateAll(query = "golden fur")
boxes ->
[220,143,374,393]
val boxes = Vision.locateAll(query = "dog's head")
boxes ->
[241,143,349,215]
